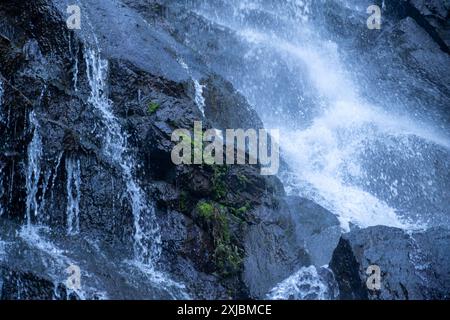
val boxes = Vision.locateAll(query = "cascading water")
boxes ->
[85,47,162,268]
[0,78,4,123]
[25,111,43,227]
[177,0,450,231]
[65,158,81,235]
[178,57,206,117]
[194,80,206,117]
[84,47,188,297]
[167,0,450,299]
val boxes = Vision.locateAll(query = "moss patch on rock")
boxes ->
[147,101,160,114]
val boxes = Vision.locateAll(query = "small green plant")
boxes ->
[215,239,243,276]
[179,191,188,212]
[195,201,243,276]
[147,101,160,114]
[197,201,215,219]
[232,203,250,218]
[211,165,228,200]
[237,174,250,188]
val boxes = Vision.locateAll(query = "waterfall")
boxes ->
[66,158,81,235]
[178,57,206,117]
[188,0,450,231]
[50,152,63,207]
[25,111,43,227]
[194,80,206,117]
[84,48,161,268]
[0,163,4,217]
[179,0,450,299]
[84,47,189,298]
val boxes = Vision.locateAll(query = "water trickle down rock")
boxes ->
[84,47,162,268]
[178,58,206,118]
[25,111,43,227]
[65,158,81,235]
[194,80,206,118]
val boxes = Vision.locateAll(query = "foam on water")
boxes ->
[267,266,338,300]
[195,15,450,230]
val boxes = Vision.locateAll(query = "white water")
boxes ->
[0,163,3,217]
[178,57,206,117]
[25,111,43,227]
[85,48,162,267]
[85,47,189,298]
[237,30,449,230]
[194,80,206,117]
[192,0,450,231]
[267,266,337,300]
[18,225,107,300]
[66,158,81,235]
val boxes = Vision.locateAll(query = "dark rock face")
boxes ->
[0,0,326,300]
[243,195,342,298]
[330,226,450,300]
[286,197,341,267]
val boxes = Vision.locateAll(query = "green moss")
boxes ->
[237,174,250,188]
[195,200,243,277]
[232,202,250,218]
[197,201,215,219]
[211,165,228,200]
[147,101,160,114]
[179,191,188,212]
[215,239,243,277]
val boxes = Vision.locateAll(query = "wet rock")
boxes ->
[0,0,310,300]
[243,202,310,299]
[286,197,341,267]
[330,226,450,300]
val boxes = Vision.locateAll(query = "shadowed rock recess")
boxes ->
[1,0,450,300]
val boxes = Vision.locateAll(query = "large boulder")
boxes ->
[330,226,450,300]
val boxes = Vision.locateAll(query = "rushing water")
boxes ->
[172,0,450,232]
[1,0,448,300]
[165,0,450,299]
